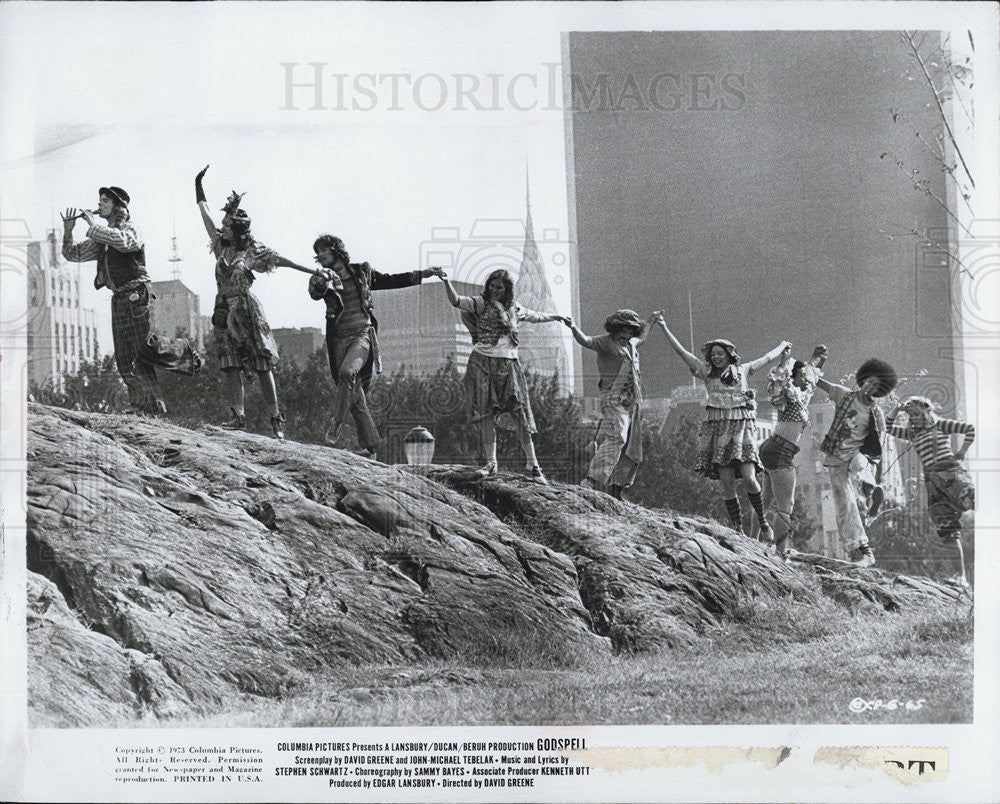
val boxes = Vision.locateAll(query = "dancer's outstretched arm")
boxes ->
[194,165,219,242]
[438,274,463,308]
[657,317,702,373]
[635,311,664,346]
[746,340,793,373]
[563,318,596,350]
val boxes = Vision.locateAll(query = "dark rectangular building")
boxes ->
[563,31,961,411]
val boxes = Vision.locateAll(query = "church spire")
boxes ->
[524,159,535,241]
[514,159,569,391]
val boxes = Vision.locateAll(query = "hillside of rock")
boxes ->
[25,404,964,726]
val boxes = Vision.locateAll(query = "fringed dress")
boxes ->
[210,237,281,372]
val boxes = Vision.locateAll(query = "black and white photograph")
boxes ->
[1,1,998,801]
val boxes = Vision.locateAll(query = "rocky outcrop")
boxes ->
[26,405,604,724]
[27,570,195,725]
[25,404,965,726]
[410,467,967,651]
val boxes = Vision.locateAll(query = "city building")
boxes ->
[272,327,326,368]
[563,31,963,417]
[27,231,99,391]
[374,279,479,377]
[149,279,204,349]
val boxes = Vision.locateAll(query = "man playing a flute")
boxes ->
[62,186,201,415]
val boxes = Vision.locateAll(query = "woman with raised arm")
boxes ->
[659,317,790,538]
[564,309,661,499]
[438,268,568,484]
[194,165,312,439]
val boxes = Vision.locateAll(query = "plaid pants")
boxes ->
[111,285,162,411]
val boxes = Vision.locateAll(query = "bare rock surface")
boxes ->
[26,405,966,726]
[409,466,966,650]
[26,405,603,725]
[27,570,195,725]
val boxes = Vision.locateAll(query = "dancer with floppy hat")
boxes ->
[565,309,662,499]
[61,185,201,414]
[658,317,790,538]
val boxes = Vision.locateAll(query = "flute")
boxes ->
[70,209,100,220]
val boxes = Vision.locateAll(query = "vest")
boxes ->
[820,390,885,460]
[100,244,149,289]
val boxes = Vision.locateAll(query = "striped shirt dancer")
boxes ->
[887,395,975,586]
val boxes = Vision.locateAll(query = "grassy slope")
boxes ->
[155,591,973,728]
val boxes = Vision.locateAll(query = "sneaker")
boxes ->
[867,485,884,518]
[271,413,286,440]
[758,523,774,544]
[528,466,549,485]
[580,477,598,489]
[221,407,247,430]
[477,461,497,478]
[609,483,623,500]
[851,544,876,567]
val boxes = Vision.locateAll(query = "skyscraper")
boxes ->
[373,279,479,376]
[563,31,962,412]
[149,279,203,349]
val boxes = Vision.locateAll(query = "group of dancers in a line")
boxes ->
[59,171,974,581]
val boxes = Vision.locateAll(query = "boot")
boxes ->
[324,420,344,446]
[270,412,286,441]
[529,466,549,485]
[850,542,876,567]
[221,407,246,430]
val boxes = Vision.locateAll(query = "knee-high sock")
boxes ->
[724,497,742,529]
[747,490,768,527]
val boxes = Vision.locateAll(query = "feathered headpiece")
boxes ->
[221,190,251,229]
[221,190,246,216]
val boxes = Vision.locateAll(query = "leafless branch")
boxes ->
[881,151,973,237]
[903,30,975,189]
[880,221,972,276]
[888,110,974,216]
